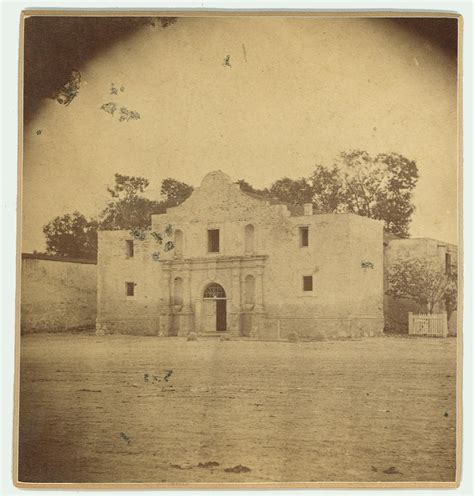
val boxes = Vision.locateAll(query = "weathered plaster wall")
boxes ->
[97,232,163,335]
[348,215,385,335]
[259,213,384,339]
[384,238,458,334]
[21,255,97,333]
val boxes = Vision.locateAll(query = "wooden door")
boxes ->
[216,299,227,332]
[202,299,216,332]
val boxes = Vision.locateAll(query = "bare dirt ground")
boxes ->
[18,334,457,484]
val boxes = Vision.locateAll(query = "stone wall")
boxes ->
[259,213,384,338]
[21,254,97,333]
[96,230,163,335]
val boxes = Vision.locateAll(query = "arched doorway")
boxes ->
[203,283,227,332]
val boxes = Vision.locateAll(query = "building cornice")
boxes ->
[160,254,268,271]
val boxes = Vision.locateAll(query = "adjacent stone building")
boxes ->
[21,253,97,333]
[97,170,385,339]
[384,237,458,335]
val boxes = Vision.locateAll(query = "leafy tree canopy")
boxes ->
[268,177,314,206]
[42,174,193,258]
[244,150,419,237]
[106,173,149,201]
[43,211,98,259]
[161,178,194,207]
[235,179,269,197]
[99,196,165,231]
[338,150,418,237]
[99,174,193,231]
[309,164,347,213]
[386,257,457,314]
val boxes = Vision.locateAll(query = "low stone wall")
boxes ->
[21,254,97,333]
[257,317,384,341]
[96,318,160,336]
[97,314,384,340]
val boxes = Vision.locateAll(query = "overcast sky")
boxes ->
[22,16,459,251]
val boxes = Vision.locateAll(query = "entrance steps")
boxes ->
[199,331,231,338]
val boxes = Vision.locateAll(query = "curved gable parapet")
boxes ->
[157,170,291,224]
[200,170,233,189]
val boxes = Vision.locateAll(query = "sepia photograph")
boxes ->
[15,11,461,488]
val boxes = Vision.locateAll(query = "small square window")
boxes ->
[208,229,220,253]
[126,240,134,257]
[126,282,135,296]
[299,227,309,247]
[303,276,313,292]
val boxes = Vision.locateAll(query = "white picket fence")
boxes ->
[408,312,448,337]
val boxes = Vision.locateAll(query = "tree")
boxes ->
[309,164,347,213]
[99,196,165,231]
[444,265,458,322]
[236,179,270,197]
[100,173,162,230]
[106,173,150,201]
[338,150,418,237]
[268,177,314,205]
[160,178,193,207]
[99,173,193,230]
[43,212,98,259]
[42,174,194,258]
[386,257,457,314]
[239,151,418,236]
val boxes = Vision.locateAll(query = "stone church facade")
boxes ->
[96,171,385,340]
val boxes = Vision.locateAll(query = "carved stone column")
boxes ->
[229,262,242,336]
[255,267,265,313]
[178,264,194,336]
[195,298,202,335]
[159,265,172,336]
[182,264,192,312]
[251,266,266,339]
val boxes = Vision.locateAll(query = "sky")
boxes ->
[22,16,459,252]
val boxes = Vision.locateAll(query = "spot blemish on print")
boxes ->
[129,227,146,241]
[164,241,174,252]
[151,231,163,244]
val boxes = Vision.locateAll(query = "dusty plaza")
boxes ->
[18,333,456,484]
